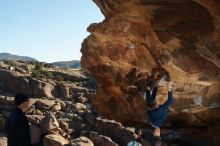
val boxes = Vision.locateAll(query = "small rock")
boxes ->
[75,103,87,111]
[59,121,69,132]
[51,101,62,111]
[59,100,66,111]
[77,96,88,103]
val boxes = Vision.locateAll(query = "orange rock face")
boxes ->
[81,0,220,125]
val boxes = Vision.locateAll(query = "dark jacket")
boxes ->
[7,108,32,146]
[146,87,173,127]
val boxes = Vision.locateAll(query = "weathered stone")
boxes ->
[167,106,220,127]
[89,131,118,146]
[43,134,69,146]
[81,0,220,125]
[57,83,69,97]
[70,136,94,146]
[29,78,55,98]
[93,117,136,146]
[40,113,60,135]
[51,101,62,111]
[59,121,69,132]
[27,115,44,126]
[59,100,66,111]
[35,99,55,110]
[77,96,88,103]
[74,103,87,111]
[0,70,31,95]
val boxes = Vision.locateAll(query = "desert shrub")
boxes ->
[54,75,64,82]
[31,70,54,79]
[31,70,41,78]
[41,70,54,79]
[34,63,43,70]
[3,60,17,67]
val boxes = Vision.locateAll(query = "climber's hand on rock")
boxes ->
[168,82,172,91]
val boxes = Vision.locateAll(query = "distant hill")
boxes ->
[0,53,38,62]
[52,60,81,69]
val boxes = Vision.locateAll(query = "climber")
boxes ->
[146,74,173,140]
[6,93,32,146]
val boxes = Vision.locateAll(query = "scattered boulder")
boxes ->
[59,121,69,133]
[57,83,70,98]
[89,131,118,146]
[0,70,31,95]
[70,136,94,146]
[27,115,44,126]
[29,78,55,98]
[43,134,69,146]
[51,101,62,111]
[35,99,55,110]
[40,113,60,135]
[60,100,66,111]
[74,103,87,111]
[93,117,136,146]
[77,96,88,103]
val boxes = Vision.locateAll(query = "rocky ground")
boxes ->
[0,60,220,146]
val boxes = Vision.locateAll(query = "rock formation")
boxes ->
[81,0,220,124]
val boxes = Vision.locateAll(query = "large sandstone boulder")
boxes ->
[81,0,220,125]
[43,134,69,146]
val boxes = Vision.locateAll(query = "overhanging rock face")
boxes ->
[81,0,220,125]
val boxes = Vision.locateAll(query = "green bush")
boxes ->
[31,70,54,79]
[31,70,41,78]
[42,70,54,79]
[54,75,64,82]
[34,63,43,70]
[3,60,17,67]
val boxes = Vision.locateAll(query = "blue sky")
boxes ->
[0,0,104,63]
